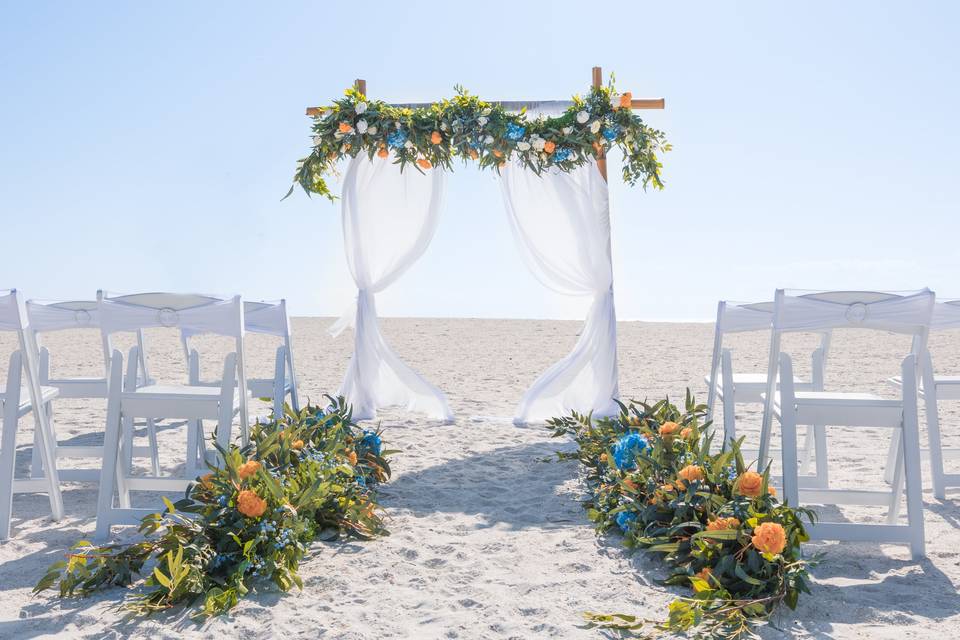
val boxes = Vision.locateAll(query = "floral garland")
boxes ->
[548,392,816,639]
[289,81,670,201]
[35,398,393,618]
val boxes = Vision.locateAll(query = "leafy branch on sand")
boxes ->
[549,391,818,639]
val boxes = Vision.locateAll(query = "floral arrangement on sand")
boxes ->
[35,398,394,618]
[548,391,817,639]
[289,80,670,201]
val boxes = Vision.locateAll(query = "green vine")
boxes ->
[288,79,670,201]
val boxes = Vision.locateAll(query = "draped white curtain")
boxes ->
[499,160,620,424]
[330,155,453,422]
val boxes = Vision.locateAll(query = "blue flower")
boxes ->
[355,475,367,488]
[612,432,651,470]
[217,495,228,507]
[361,431,382,456]
[602,125,620,141]
[387,130,407,148]
[615,510,638,533]
[506,123,526,141]
[553,147,572,162]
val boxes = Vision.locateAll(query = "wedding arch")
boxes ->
[291,67,669,424]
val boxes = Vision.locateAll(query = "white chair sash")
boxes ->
[931,299,960,330]
[718,300,775,333]
[774,289,935,335]
[26,300,100,333]
[99,293,243,338]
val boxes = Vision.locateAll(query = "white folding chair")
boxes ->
[0,290,64,539]
[760,289,934,559]
[94,347,238,540]
[887,298,960,499]
[97,291,249,477]
[704,300,830,479]
[180,299,300,420]
[26,299,160,480]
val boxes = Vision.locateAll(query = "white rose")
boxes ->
[477,116,488,127]
[440,121,449,131]
[355,102,367,114]
[531,137,545,152]
[517,141,531,151]
[312,135,323,146]
[367,125,378,135]
[334,131,344,140]
[481,108,492,116]
[590,120,601,134]
[404,140,414,149]
[562,126,572,135]
[484,135,494,144]
[356,119,368,134]
[576,110,589,124]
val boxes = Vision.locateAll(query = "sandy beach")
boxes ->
[0,318,959,639]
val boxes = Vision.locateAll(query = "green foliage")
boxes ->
[288,79,671,201]
[547,391,818,639]
[35,397,392,619]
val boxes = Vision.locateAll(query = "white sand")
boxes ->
[1,319,959,639]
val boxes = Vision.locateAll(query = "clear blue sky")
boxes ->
[2,1,958,320]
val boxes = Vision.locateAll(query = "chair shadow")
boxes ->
[377,439,585,531]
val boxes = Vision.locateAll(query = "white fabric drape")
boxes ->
[331,154,452,422]
[499,160,619,424]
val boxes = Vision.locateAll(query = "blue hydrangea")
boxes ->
[217,495,228,507]
[612,432,651,470]
[615,510,638,533]
[553,147,572,162]
[362,431,382,456]
[602,125,620,141]
[387,130,407,148]
[506,123,526,141]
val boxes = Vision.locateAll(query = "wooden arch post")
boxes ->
[591,66,607,182]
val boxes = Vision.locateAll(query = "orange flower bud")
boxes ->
[680,427,693,439]
[623,477,638,491]
[706,516,740,532]
[543,140,556,154]
[751,522,787,555]
[237,490,267,518]
[347,451,358,466]
[619,91,633,109]
[493,149,503,158]
[695,567,712,582]
[416,158,432,169]
[659,422,681,437]
[431,131,442,144]
[678,465,705,483]
[377,147,389,158]
[292,440,304,450]
[468,148,479,160]
[735,471,764,498]
[338,122,353,134]
[237,460,261,480]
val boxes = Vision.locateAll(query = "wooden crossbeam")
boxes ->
[304,68,666,183]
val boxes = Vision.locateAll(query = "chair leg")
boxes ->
[900,355,926,559]
[778,354,801,508]
[30,425,43,479]
[884,430,901,484]
[813,423,829,489]
[146,418,160,476]
[921,354,946,500]
[95,354,125,541]
[186,419,200,479]
[720,349,736,448]
[0,386,21,540]
[799,426,815,475]
[887,433,906,524]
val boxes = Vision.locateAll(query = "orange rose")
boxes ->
[431,131,442,144]
[347,451,358,466]
[237,490,267,518]
[468,148,479,160]
[543,140,556,153]
[678,465,704,483]
[338,122,353,134]
[706,516,740,532]
[377,147,389,158]
[735,471,764,498]
[417,158,432,169]
[751,522,787,555]
[292,440,304,450]
[237,460,261,480]
[599,453,608,463]
[680,427,693,439]
[619,91,633,109]
[659,422,681,437]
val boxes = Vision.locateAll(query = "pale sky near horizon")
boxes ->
[2,2,958,321]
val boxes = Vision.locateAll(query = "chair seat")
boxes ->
[121,384,250,420]
[769,390,903,428]
[706,373,811,403]
[0,385,59,418]
[889,375,960,400]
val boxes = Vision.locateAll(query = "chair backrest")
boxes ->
[931,299,960,331]
[0,290,54,433]
[759,288,935,464]
[98,291,248,435]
